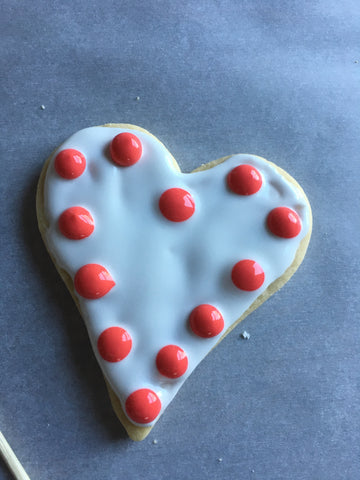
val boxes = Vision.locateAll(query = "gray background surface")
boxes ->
[1,1,359,479]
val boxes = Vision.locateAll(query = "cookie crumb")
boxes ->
[251,469,255,473]
[136,96,140,101]
[217,457,223,463]
[241,331,250,340]
[40,105,46,110]
[152,439,158,444]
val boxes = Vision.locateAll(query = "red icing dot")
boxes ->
[54,149,86,179]
[267,207,301,238]
[189,304,224,338]
[159,188,195,222]
[58,207,94,240]
[97,327,132,362]
[227,164,262,195]
[156,345,188,378]
[125,388,161,424]
[231,260,265,291]
[110,132,142,166]
[74,264,115,299]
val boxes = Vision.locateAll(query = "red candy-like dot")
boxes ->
[267,207,301,238]
[159,188,195,222]
[54,149,86,179]
[189,304,224,338]
[97,327,132,362]
[125,388,161,424]
[110,132,142,166]
[58,206,94,240]
[74,264,115,299]
[227,164,262,195]
[231,260,265,291]
[156,345,188,378]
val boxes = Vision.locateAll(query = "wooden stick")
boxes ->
[0,431,31,480]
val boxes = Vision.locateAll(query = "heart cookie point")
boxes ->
[74,264,115,299]
[125,389,162,424]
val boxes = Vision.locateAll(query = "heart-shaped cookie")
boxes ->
[37,124,312,440]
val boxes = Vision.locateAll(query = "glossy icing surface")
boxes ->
[159,187,195,222]
[231,259,265,291]
[267,206,302,238]
[125,388,161,424]
[97,326,132,363]
[189,304,225,338]
[58,206,94,240]
[156,345,188,379]
[54,148,86,179]
[227,164,262,195]
[43,126,310,427]
[74,264,115,299]
[110,132,142,167]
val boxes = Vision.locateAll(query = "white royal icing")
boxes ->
[43,126,310,427]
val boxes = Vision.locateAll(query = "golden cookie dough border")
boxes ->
[36,123,312,441]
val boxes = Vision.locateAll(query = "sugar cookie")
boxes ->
[37,124,312,440]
